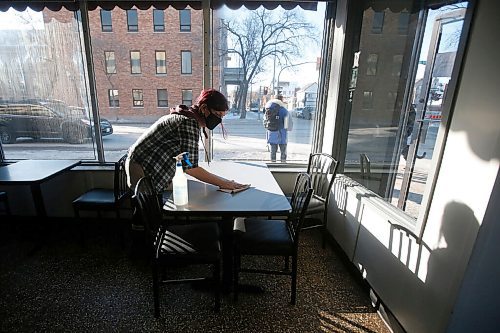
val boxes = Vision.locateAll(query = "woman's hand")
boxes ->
[221,179,249,190]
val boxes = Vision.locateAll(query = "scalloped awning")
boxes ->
[0,1,321,12]
[0,0,456,13]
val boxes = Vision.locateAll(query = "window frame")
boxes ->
[181,50,192,74]
[155,50,167,74]
[181,89,193,106]
[104,51,116,74]
[366,53,378,76]
[372,11,385,34]
[157,89,168,107]
[100,9,112,32]
[153,9,165,32]
[108,89,119,107]
[132,89,144,107]
[327,1,474,238]
[127,9,139,32]
[130,50,141,74]
[179,9,191,32]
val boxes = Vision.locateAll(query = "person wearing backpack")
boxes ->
[263,95,292,162]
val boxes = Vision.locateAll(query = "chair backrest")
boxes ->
[134,176,164,254]
[307,153,339,204]
[360,153,371,183]
[288,172,313,244]
[114,154,130,203]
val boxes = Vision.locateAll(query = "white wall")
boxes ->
[326,1,500,332]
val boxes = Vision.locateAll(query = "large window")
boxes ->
[109,90,119,107]
[130,51,141,74]
[153,9,165,32]
[179,9,191,32]
[182,89,192,106]
[342,2,469,221]
[181,50,192,74]
[372,11,385,34]
[155,51,167,74]
[0,4,325,164]
[100,9,112,32]
[127,9,138,32]
[157,89,168,107]
[0,8,96,159]
[132,89,143,107]
[213,5,324,162]
[366,53,378,76]
[104,51,116,74]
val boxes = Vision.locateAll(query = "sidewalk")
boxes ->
[106,110,264,125]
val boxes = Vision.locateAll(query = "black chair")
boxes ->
[72,154,131,242]
[233,172,313,304]
[0,191,11,215]
[134,176,221,317]
[301,153,339,248]
[73,154,130,217]
[360,153,371,187]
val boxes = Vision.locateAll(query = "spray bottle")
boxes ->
[172,152,192,206]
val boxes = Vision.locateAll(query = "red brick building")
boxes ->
[88,6,221,121]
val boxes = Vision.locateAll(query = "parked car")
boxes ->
[0,100,113,144]
[68,106,113,136]
[296,106,316,120]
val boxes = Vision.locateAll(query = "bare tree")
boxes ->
[220,8,317,119]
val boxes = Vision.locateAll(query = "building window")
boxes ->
[130,51,141,74]
[179,9,191,32]
[155,51,167,74]
[398,12,410,35]
[109,89,119,107]
[153,9,165,32]
[127,9,138,32]
[392,55,403,76]
[181,50,192,74]
[132,89,144,107]
[366,53,378,76]
[362,91,373,109]
[372,11,385,34]
[104,51,116,74]
[182,89,193,106]
[100,10,112,32]
[157,89,168,107]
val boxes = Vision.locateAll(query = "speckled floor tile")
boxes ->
[0,221,391,333]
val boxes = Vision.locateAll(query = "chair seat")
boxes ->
[73,188,117,208]
[238,219,293,256]
[306,197,325,214]
[288,195,324,215]
[159,222,221,262]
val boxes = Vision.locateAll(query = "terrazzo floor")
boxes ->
[0,220,391,333]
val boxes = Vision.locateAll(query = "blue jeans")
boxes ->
[270,144,287,162]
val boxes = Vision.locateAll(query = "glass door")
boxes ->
[394,5,467,217]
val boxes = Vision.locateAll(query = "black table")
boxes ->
[163,161,291,287]
[0,159,80,216]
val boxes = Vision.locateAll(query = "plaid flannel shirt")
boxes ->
[128,114,200,193]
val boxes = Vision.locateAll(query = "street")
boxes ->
[2,111,439,166]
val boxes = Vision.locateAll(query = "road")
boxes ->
[2,111,438,166]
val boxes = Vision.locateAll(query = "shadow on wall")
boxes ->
[421,201,479,332]
[352,200,479,333]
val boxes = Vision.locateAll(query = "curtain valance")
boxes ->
[0,1,321,12]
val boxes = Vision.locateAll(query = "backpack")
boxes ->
[263,103,280,131]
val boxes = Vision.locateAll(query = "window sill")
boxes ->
[336,174,417,230]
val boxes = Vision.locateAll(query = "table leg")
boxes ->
[28,183,47,255]
[220,216,234,291]
[30,183,46,217]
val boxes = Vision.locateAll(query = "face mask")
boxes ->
[205,112,222,130]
